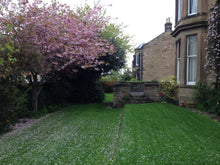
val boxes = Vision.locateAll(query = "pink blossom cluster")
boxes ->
[0,0,115,74]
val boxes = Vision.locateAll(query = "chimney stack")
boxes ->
[165,18,172,32]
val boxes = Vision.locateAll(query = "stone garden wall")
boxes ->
[113,82,160,108]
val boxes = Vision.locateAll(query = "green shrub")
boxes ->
[208,89,220,115]
[0,80,30,132]
[101,81,114,93]
[194,81,211,110]
[195,81,220,115]
[129,78,140,82]
[38,67,105,107]
[159,76,178,104]
[151,79,159,83]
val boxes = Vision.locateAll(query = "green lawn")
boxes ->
[116,103,220,164]
[0,103,220,165]
[0,104,121,165]
[104,93,113,102]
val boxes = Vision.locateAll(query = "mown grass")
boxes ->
[0,104,121,165]
[115,103,220,164]
[0,103,220,165]
[104,93,114,102]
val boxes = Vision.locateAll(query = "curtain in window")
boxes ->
[187,35,197,84]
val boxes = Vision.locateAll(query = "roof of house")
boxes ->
[136,43,147,50]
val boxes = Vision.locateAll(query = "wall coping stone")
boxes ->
[179,85,196,89]
[114,81,159,87]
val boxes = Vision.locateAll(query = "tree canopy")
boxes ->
[76,4,133,74]
[0,0,115,112]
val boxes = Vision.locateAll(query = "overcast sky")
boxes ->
[53,0,175,66]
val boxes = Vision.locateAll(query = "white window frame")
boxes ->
[187,35,197,85]
[177,0,182,21]
[188,0,197,16]
[176,41,181,84]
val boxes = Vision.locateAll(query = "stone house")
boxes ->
[132,19,175,82]
[132,0,218,105]
[171,0,217,105]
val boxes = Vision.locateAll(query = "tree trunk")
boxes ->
[31,74,44,113]
[32,85,39,113]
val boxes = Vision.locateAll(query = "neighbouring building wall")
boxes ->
[142,32,175,82]
[132,20,175,82]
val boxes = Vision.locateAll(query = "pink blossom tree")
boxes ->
[206,0,220,88]
[0,0,114,112]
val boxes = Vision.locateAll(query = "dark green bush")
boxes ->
[208,89,220,115]
[39,68,105,107]
[0,80,30,132]
[195,81,220,115]
[101,81,114,93]
[194,81,211,110]
[70,80,104,103]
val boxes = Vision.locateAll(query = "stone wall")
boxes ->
[178,86,198,106]
[113,82,160,108]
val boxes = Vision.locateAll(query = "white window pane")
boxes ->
[177,59,180,83]
[177,42,180,58]
[188,35,197,56]
[176,41,181,83]
[188,57,197,82]
[191,0,197,13]
[178,0,182,21]
[189,0,197,15]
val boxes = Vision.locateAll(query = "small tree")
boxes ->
[205,0,220,88]
[0,0,114,112]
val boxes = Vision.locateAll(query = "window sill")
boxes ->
[187,82,196,86]
[179,84,196,88]
[188,12,197,16]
